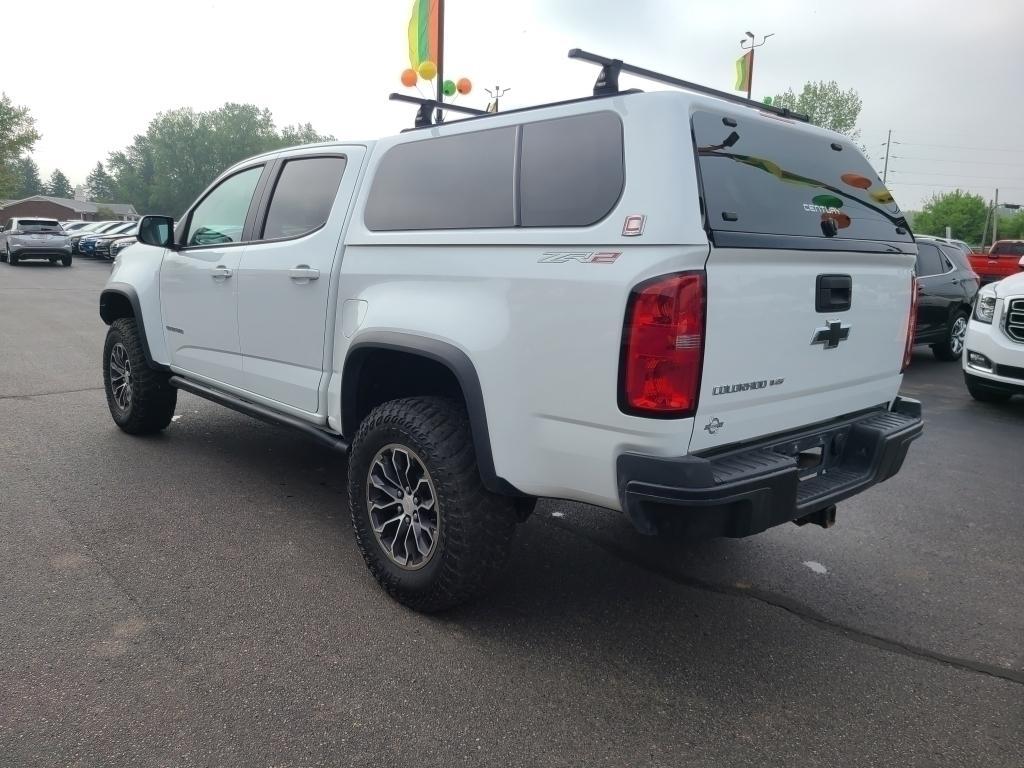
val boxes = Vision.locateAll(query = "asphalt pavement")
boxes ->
[1,258,1021,767]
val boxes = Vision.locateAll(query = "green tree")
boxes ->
[107,103,332,216]
[994,211,1024,241]
[911,190,988,244]
[772,81,863,139]
[0,93,41,197]
[44,169,73,198]
[86,161,116,202]
[95,205,117,219]
[278,122,336,148]
[11,156,43,198]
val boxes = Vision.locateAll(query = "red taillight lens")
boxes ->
[620,272,706,416]
[902,276,919,372]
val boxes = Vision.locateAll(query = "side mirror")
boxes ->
[137,215,176,249]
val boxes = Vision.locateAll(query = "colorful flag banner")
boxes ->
[408,0,439,69]
[734,51,753,92]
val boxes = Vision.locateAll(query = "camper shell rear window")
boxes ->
[691,110,911,245]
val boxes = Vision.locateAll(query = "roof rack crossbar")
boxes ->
[568,48,809,123]
[389,93,488,128]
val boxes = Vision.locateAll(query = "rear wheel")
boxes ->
[348,396,517,612]
[965,374,1012,403]
[7,246,17,266]
[103,318,177,434]
[932,311,968,361]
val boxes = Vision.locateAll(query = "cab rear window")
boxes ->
[691,110,911,244]
[991,241,1024,256]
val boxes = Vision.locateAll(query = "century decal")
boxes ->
[712,377,785,396]
[802,203,841,215]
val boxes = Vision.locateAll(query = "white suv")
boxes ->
[98,51,923,611]
[963,272,1024,402]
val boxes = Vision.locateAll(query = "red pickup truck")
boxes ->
[970,240,1024,283]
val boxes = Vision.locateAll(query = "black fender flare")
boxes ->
[99,284,168,371]
[342,331,523,497]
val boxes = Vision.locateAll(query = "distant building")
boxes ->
[0,195,139,222]
[73,185,88,202]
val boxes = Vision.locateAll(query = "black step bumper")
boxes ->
[617,398,923,537]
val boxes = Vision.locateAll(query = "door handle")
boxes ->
[211,265,232,279]
[289,266,320,282]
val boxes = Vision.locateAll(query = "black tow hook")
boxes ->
[794,504,837,529]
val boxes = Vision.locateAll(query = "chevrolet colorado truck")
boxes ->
[99,51,923,611]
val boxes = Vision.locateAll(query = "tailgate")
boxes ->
[687,107,915,452]
[690,247,913,451]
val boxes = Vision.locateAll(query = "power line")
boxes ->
[886,180,1024,190]
[888,169,1024,181]
[889,140,1024,154]
[891,155,1024,168]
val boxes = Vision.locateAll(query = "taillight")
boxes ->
[902,275,918,372]
[620,272,706,416]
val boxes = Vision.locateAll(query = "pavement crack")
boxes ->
[0,386,104,400]
[546,517,1024,687]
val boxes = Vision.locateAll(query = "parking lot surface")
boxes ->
[1,259,1021,767]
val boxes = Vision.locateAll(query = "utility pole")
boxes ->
[882,129,892,184]
[992,188,999,245]
[485,84,511,112]
[740,31,774,101]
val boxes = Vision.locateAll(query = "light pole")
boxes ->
[739,31,774,101]
[981,190,1021,248]
[485,84,511,112]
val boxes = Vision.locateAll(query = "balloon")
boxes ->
[417,60,437,80]
[401,68,418,87]
[841,172,872,190]
[456,77,472,95]
[442,79,456,97]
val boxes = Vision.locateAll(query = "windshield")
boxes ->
[991,241,1024,256]
[692,110,911,243]
[18,219,63,232]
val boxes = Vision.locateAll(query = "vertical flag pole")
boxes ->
[746,49,754,101]
[437,0,445,105]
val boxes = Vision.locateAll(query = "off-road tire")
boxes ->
[932,310,968,361]
[61,255,72,267]
[965,375,1012,404]
[348,396,517,612]
[102,318,177,434]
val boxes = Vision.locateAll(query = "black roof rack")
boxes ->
[568,48,809,123]
[388,48,809,130]
[389,93,487,128]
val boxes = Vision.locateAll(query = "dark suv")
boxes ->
[913,235,980,361]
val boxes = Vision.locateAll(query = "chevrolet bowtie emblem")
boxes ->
[811,320,851,350]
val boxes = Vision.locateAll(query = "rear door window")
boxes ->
[261,156,347,240]
[692,110,911,244]
[916,243,945,276]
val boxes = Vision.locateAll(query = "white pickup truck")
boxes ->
[99,51,923,611]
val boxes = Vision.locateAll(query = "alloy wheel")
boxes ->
[950,316,967,355]
[366,444,439,570]
[109,342,133,411]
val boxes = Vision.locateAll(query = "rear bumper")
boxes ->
[617,397,923,537]
[11,247,71,259]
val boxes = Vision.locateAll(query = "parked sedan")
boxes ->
[912,237,980,360]
[73,221,131,256]
[109,236,137,260]
[93,225,138,259]
[0,218,72,266]
[61,220,96,233]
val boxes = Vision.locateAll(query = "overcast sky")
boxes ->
[6,0,1022,209]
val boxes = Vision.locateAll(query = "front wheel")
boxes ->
[965,374,1012,404]
[932,311,968,361]
[102,318,177,434]
[61,255,72,267]
[348,396,517,612]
